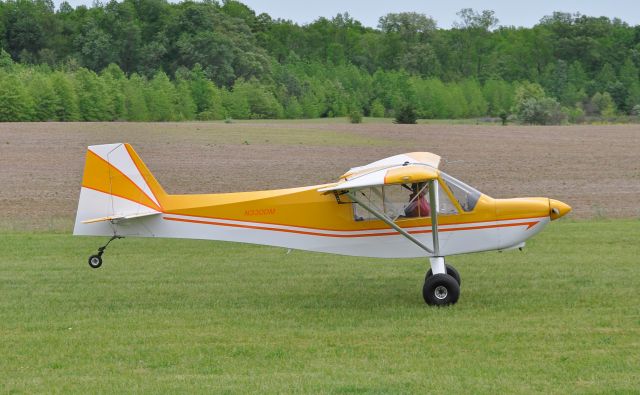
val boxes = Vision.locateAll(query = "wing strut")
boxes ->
[347,180,441,255]
[428,179,440,256]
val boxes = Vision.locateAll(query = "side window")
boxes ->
[352,183,431,221]
[437,182,458,215]
[352,187,384,221]
[440,172,481,212]
[384,183,430,219]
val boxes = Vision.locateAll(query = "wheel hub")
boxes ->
[434,285,448,300]
[91,257,99,265]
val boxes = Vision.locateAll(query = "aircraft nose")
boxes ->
[549,199,571,220]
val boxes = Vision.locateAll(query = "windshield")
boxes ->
[440,172,482,212]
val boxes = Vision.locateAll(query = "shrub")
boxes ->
[517,97,566,125]
[349,110,363,123]
[393,104,418,124]
[499,110,508,125]
[512,82,566,125]
[370,99,385,117]
[563,106,585,123]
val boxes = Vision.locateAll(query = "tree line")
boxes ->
[1,0,639,122]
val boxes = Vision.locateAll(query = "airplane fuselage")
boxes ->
[75,182,558,258]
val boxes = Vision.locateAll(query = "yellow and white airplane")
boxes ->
[74,143,571,305]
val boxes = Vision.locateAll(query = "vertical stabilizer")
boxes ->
[73,143,166,235]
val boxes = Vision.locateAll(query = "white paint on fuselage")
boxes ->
[74,188,550,259]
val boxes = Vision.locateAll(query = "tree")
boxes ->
[370,99,385,117]
[124,73,149,121]
[460,79,487,117]
[101,64,126,120]
[619,58,640,112]
[0,72,33,121]
[512,82,565,124]
[393,104,418,124]
[284,97,302,119]
[0,49,15,69]
[74,68,109,121]
[174,78,196,120]
[50,71,79,121]
[146,71,176,121]
[223,82,251,119]
[482,79,514,116]
[185,64,225,119]
[589,92,616,117]
[77,21,117,71]
[27,72,56,121]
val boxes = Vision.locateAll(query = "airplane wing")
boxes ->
[81,211,160,224]
[319,163,439,193]
[340,152,441,179]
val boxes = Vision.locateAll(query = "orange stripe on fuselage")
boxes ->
[83,186,542,234]
[162,216,540,238]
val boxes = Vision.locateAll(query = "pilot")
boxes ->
[404,183,430,217]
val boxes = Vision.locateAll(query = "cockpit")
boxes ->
[352,170,482,221]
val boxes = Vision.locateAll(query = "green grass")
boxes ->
[1,220,639,393]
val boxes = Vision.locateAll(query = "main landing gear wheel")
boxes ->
[423,273,460,306]
[88,255,103,269]
[426,264,461,285]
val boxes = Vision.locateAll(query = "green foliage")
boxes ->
[0,48,15,69]
[393,104,418,124]
[563,105,585,124]
[187,64,225,119]
[146,71,176,121]
[236,79,284,119]
[223,84,251,119]
[499,110,508,125]
[101,64,126,121]
[348,110,362,123]
[124,73,149,121]
[370,99,385,117]
[174,79,197,121]
[513,82,566,125]
[483,79,514,116]
[50,72,79,121]
[74,68,109,121]
[0,2,637,123]
[284,97,303,119]
[589,92,616,117]
[26,72,57,121]
[0,72,33,121]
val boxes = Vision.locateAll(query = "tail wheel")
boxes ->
[423,273,460,306]
[88,255,102,269]
[426,264,461,285]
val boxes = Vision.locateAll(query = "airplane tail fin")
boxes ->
[73,143,167,236]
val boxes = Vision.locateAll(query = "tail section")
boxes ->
[73,143,167,236]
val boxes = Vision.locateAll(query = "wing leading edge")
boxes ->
[319,152,441,193]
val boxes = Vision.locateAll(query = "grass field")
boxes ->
[1,219,639,393]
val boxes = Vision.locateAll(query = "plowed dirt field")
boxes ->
[1,121,638,229]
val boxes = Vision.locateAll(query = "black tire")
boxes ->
[423,273,460,306]
[88,255,102,269]
[426,264,461,285]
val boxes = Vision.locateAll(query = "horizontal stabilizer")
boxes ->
[81,211,160,224]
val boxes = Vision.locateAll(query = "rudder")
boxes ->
[73,143,167,235]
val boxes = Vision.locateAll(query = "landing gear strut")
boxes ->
[88,235,123,269]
